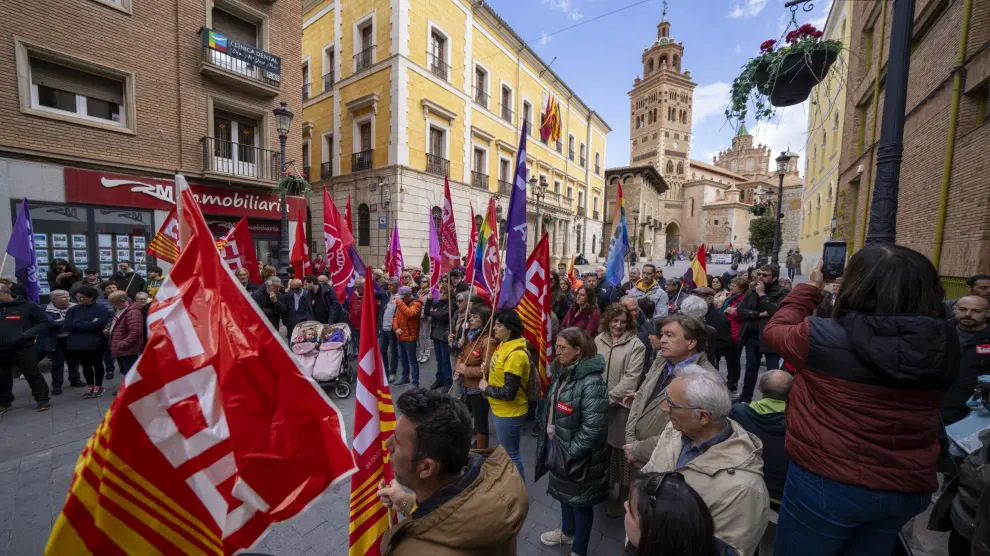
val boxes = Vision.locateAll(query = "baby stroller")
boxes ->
[290,321,354,399]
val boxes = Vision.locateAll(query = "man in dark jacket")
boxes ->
[0,284,51,412]
[302,274,344,325]
[942,296,990,425]
[281,279,314,333]
[41,289,84,395]
[734,264,788,403]
[692,287,732,367]
[584,273,616,312]
[250,277,287,332]
[110,261,146,300]
[729,369,791,505]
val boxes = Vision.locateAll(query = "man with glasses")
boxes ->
[734,264,788,403]
[642,367,768,556]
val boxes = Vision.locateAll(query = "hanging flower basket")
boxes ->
[726,24,842,127]
[277,170,310,196]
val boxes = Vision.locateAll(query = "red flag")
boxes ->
[482,198,501,300]
[345,195,353,235]
[291,214,312,279]
[348,268,397,555]
[324,188,355,300]
[567,255,579,288]
[439,176,460,274]
[519,233,551,397]
[46,188,355,555]
[218,217,262,284]
[465,204,478,287]
[147,206,180,264]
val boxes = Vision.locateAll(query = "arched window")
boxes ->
[666,160,674,174]
[358,203,370,246]
[432,206,442,232]
[647,59,654,73]
[676,162,684,174]
[672,54,679,68]
[660,55,668,67]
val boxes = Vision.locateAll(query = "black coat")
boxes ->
[706,304,733,356]
[737,282,787,352]
[110,271,146,299]
[251,287,287,330]
[553,292,573,322]
[426,298,451,343]
[596,285,617,312]
[63,302,112,351]
[0,297,47,350]
[281,290,315,332]
[942,326,990,425]
[729,402,789,502]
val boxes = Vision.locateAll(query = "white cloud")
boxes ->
[692,82,733,124]
[808,0,833,29]
[541,0,585,20]
[728,0,768,19]
[752,101,811,176]
[539,30,553,46]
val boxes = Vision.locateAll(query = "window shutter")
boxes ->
[31,58,123,105]
[212,8,257,46]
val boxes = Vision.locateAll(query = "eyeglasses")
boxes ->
[658,393,704,412]
[647,472,685,503]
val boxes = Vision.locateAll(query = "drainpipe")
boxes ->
[858,0,887,251]
[933,0,973,271]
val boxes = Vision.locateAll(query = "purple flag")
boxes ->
[428,209,441,302]
[497,119,529,309]
[5,199,39,302]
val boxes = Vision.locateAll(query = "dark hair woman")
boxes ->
[553,276,574,322]
[479,309,530,480]
[561,285,601,337]
[765,246,960,556]
[63,284,112,399]
[47,259,82,291]
[721,277,749,395]
[535,327,608,556]
[453,304,495,450]
[594,304,646,517]
[623,472,739,556]
[710,276,728,308]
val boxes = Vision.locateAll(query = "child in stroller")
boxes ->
[290,320,353,399]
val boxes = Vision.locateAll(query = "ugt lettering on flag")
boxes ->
[46,184,356,555]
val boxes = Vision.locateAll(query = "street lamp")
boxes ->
[273,101,294,279]
[770,151,789,266]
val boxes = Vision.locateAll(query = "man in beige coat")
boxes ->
[643,367,769,556]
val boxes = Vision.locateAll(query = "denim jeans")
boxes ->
[432,340,452,385]
[741,335,780,402]
[774,463,931,556]
[378,330,398,375]
[397,340,420,385]
[493,414,525,481]
[560,502,595,556]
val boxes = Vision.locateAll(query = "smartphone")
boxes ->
[822,241,847,281]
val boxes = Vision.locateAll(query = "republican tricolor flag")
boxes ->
[683,244,708,290]
[45,180,355,555]
[349,268,397,555]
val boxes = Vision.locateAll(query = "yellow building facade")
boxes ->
[300,0,610,267]
[798,0,851,268]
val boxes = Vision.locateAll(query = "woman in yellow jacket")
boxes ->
[479,309,530,480]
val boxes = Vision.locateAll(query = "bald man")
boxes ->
[729,369,793,505]
[942,296,990,425]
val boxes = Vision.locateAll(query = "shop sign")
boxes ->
[64,168,305,221]
[202,28,281,82]
[207,218,280,237]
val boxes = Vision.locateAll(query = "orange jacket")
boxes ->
[392,297,423,341]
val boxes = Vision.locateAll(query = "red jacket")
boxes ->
[106,303,145,357]
[764,283,959,494]
[561,305,601,337]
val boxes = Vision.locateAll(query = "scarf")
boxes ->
[635,279,656,294]
[749,398,786,415]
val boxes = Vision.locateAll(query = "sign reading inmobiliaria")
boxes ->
[64,168,306,221]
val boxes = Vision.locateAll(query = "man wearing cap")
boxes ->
[391,286,423,387]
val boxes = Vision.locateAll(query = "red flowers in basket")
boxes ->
[785,23,824,44]
[760,39,777,53]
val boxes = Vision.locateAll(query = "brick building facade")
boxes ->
[0,0,304,299]
[834,0,990,285]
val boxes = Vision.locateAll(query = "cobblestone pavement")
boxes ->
[1,261,949,556]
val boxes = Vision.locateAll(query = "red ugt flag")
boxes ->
[519,233,551,397]
[46,187,355,555]
[291,212,312,279]
[440,176,460,274]
[218,217,262,284]
[324,187,355,300]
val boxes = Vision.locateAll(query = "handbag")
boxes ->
[545,435,589,483]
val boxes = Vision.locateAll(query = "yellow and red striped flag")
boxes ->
[349,267,397,555]
[147,206,180,263]
[518,233,551,397]
[540,95,562,144]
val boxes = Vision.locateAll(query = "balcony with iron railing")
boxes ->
[354,45,375,73]
[577,206,586,217]
[426,153,449,177]
[471,171,488,190]
[200,36,280,96]
[498,180,513,196]
[473,86,488,107]
[323,71,335,92]
[500,103,513,124]
[352,150,373,172]
[580,156,586,167]
[427,51,450,81]
[555,139,562,154]
[321,161,332,179]
[595,163,600,175]
[201,137,281,181]
[593,210,600,219]
[568,148,575,161]
[302,82,310,102]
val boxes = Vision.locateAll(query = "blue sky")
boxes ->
[486,0,833,175]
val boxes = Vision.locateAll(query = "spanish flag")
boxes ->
[683,244,708,289]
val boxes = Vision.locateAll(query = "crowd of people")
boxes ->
[3,248,990,556]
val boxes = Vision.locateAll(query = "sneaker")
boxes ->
[726,382,738,392]
[540,529,573,547]
[391,377,410,386]
[411,383,419,388]
[36,400,52,412]
[0,405,11,414]
[82,387,95,399]
[429,379,444,390]
[69,381,86,388]
[92,386,105,398]
[52,386,63,396]
[105,370,115,380]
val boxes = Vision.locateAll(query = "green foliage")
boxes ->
[278,170,310,196]
[749,216,776,254]
[421,251,431,274]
